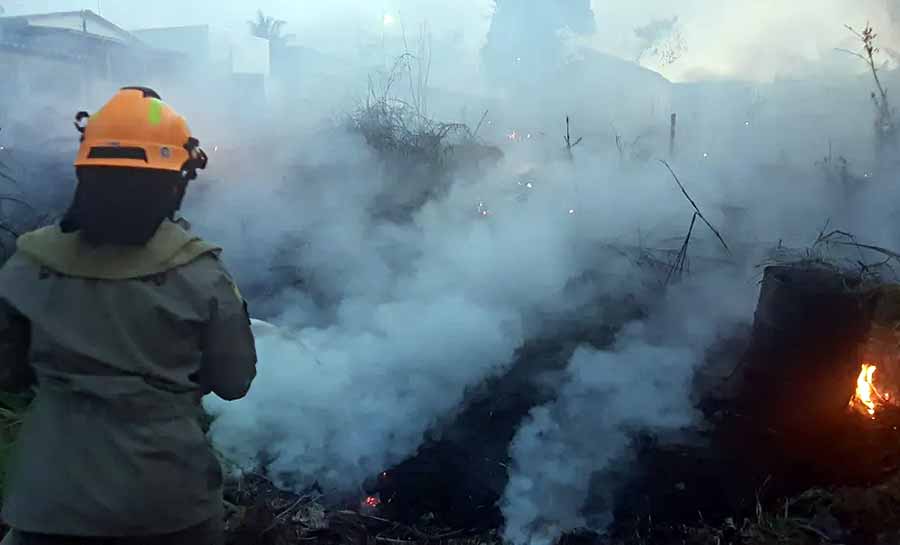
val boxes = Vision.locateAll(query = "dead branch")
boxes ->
[814,229,900,269]
[828,240,900,262]
[659,160,732,256]
[835,47,867,62]
[352,512,395,524]
[564,116,583,159]
[0,222,19,239]
[262,494,314,533]
[0,196,37,215]
[665,212,697,286]
[472,110,489,139]
[793,521,834,542]
[0,169,18,186]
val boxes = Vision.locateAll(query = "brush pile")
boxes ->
[349,97,501,221]
[348,54,501,222]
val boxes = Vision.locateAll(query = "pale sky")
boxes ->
[6,0,898,81]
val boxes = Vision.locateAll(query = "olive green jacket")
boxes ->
[0,220,257,536]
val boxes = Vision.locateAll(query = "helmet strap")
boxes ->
[181,137,208,181]
[74,111,90,142]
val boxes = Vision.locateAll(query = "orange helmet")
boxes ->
[74,87,207,179]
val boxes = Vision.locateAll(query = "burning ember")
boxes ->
[849,363,892,418]
[364,495,381,508]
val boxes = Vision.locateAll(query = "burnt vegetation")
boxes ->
[349,49,502,222]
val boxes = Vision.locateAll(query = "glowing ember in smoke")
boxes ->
[364,495,381,508]
[850,363,887,418]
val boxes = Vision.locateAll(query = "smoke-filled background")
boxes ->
[5,1,900,544]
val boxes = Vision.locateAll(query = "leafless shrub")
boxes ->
[349,41,502,219]
[841,23,898,160]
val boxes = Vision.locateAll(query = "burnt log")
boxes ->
[715,265,873,495]
[728,265,866,431]
[691,263,900,512]
[612,265,891,536]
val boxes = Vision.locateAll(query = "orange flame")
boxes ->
[850,363,884,418]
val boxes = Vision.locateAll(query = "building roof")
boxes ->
[0,10,141,46]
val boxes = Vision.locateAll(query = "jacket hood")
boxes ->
[16,220,222,280]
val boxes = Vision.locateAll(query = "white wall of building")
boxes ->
[19,11,134,43]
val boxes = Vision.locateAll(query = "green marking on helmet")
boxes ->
[148,98,164,125]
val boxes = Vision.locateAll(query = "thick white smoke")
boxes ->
[208,298,522,492]
[191,54,893,528]
[199,136,624,495]
[500,271,757,544]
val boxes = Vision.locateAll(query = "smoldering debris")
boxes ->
[217,240,900,545]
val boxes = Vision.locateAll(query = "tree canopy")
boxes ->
[248,10,294,45]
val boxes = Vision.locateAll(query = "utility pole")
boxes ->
[669,113,677,158]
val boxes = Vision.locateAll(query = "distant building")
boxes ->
[0,10,165,106]
[132,24,270,126]
[132,25,215,68]
[132,25,269,82]
[0,10,179,148]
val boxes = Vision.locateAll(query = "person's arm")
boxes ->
[0,299,33,393]
[199,267,257,401]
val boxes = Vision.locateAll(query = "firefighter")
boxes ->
[0,87,257,545]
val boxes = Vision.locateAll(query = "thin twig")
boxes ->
[665,212,698,286]
[793,522,834,542]
[659,160,732,256]
[472,110,489,139]
[835,47,867,61]
[0,196,37,214]
[0,170,18,186]
[0,222,19,239]
[426,528,469,540]
[353,512,395,524]
[830,241,900,261]
[262,495,310,533]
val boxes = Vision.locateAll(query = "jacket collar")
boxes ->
[16,219,222,280]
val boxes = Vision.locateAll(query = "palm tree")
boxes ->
[248,10,294,45]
